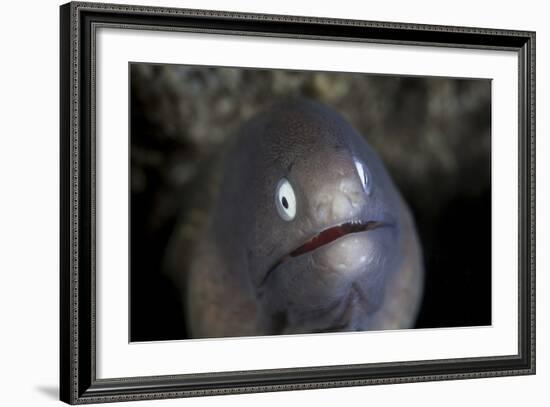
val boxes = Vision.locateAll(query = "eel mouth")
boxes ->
[289,220,386,258]
[260,220,389,288]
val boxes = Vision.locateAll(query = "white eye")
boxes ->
[354,159,371,194]
[275,178,296,221]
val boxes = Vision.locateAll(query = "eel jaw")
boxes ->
[260,220,390,287]
[289,220,387,258]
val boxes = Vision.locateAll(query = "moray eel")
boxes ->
[166,99,424,338]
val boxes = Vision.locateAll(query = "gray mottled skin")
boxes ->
[167,99,424,338]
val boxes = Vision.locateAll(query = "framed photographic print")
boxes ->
[60,1,536,404]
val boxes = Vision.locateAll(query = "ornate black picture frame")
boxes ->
[60,1,535,404]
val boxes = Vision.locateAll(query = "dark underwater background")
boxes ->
[129,63,491,342]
